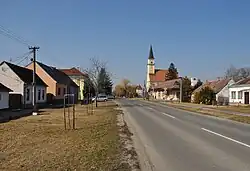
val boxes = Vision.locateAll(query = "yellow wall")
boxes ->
[71,77,85,100]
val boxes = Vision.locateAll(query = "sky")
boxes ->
[1,0,250,85]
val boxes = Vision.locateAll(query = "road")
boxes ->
[119,99,250,171]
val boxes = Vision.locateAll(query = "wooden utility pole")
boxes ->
[29,46,40,115]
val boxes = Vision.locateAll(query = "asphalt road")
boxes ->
[119,99,250,171]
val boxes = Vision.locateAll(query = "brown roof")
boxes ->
[0,83,12,92]
[149,69,168,82]
[193,78,231,94]
[1,61,47,86]
[234,77,250,85]
[60,67,87,77]
[151,78,180,90]
[36,62,78,87]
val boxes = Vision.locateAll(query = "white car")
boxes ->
[92,95,108,102]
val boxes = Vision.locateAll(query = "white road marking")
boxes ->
[148,107,154,110]
[162,112,176,119]
[201,128,250,148]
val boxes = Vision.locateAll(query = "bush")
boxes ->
[193,87,215,105]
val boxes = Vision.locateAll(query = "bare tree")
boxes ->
[225,65,250,79]
[83,58,110,107]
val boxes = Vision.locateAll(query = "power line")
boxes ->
[0,25,31,47]
[10,51,32,63]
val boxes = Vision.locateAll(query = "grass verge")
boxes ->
[0,102,132,171]
[141,100,250,124]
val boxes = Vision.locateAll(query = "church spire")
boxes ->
[148,45,154,59]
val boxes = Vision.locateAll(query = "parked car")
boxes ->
[107,95,115,99]
[92,95,108,102]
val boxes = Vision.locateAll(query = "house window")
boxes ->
[63,88,66,95]
[58,88,61,95]
[231,91,236,99]
[0,93,2,101]
[42,90,45,100]
[238,91,242,99]
[26,88,30,101]
[38,89,41,100]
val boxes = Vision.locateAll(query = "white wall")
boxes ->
[229,86,250,104]
[0,63,24,95]
[216,79,235,102]
[0,92,9,109]
[24,85,47,105]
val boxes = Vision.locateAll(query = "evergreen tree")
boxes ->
[97,68,113,95]
[165,63,178,80]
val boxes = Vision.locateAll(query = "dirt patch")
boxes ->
[115,109,141,171]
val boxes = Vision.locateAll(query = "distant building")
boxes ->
[150,78,181,101]
[146,45,171,91]
[136,85,143,97]
[191,78,235,105]
[191,77,198,87]
[60,67,88,101]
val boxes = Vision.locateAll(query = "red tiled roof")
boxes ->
[60,67,87,77]
[149,69,168,82]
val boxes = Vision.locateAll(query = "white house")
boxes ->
[229,77,250,105]
[0,83,12,109]
[191,78,235,105]
[0,61,47,107]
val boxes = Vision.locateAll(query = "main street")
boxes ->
[119,99,250,171]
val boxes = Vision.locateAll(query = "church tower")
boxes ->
[146,45,155,91]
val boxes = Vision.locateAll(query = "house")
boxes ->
[150,78,181,101]
[26,61,79,104]
[146,45,170,91]
[60,67,87,101]
[229,77,250,105]
[0,83,12,109]
[136,85,143,97]
[0,61,47,108]
[191,78,235,105]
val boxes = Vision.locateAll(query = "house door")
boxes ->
[244,92,249,104]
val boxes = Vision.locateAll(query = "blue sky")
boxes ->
[1,0,250,85]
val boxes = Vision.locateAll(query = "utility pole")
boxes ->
[179,77,183,103]
[29,46,40,115]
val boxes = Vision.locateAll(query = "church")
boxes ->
[146,45,181,101]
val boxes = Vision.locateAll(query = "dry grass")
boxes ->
[0,102,126,171]
[176,106,250,124]
[217,105,250,114]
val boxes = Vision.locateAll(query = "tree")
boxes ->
[85,58,112,107]
[193,79,203,90]
[97,68,113,95]
[166,63,178,80]
[225,65,250,79]
[114,79,138,98]
[182,77,192,102]
[193,86,215,105]
[121,79,130,97]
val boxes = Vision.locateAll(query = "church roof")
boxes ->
[148,45,154,59]
[149,69,168,82]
